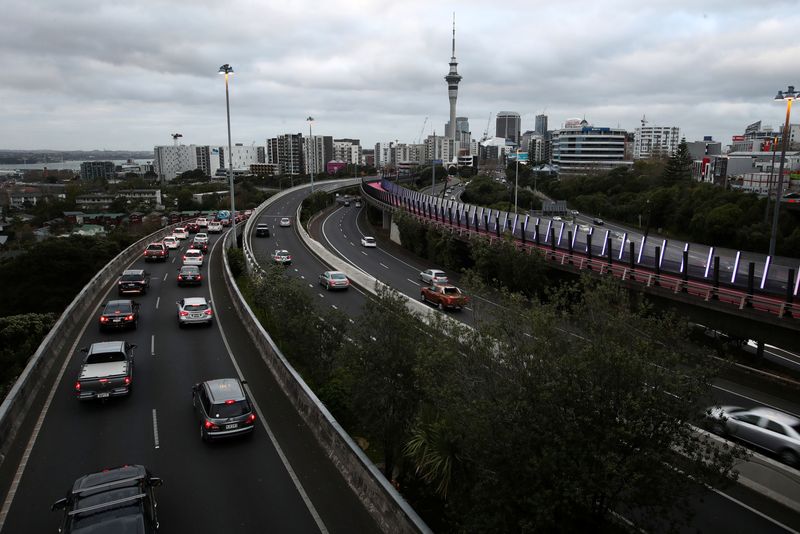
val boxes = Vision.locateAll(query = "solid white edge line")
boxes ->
[407,279,420,286]
[151,335,155,357]
[711,486,799,534]
[379,263,389,270]
[208,235,329,534]
[152,409,160,449]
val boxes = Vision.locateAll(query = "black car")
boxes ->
[192,378,256,441]
[117,269,150,296]
[186,222,200,233]
[177,265,203,286]
[255,223,270,237]
[52,464,162,533]
[192,239,208,253]
[99,299,140,331]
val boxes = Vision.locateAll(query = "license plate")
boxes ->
[191,314,202,318]
[97,392,110,399]
[113,318,121,323]
[225,423,238,430]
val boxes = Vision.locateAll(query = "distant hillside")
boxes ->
[0,150,154,164]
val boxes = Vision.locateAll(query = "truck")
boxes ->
[420,284,469,310]
[75,341,135,400]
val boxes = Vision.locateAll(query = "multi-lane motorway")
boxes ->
[248,184,800,532]
[0,227,379,533]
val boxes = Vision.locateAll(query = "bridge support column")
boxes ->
[711,256,720,300]
[550,228,556,259]
[629,242,636,280]
[606,236,613,267]
[586,233,592,266]
[495,216,500,237]
[746,262,755,308]
[567,231,573,264]
[785,268,795,318]
[521,220,526,244]
[382,209,391,230]
[484,216,489,233]
[535,224,540,246]
[654,246,661,285]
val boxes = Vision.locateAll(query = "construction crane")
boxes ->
[171,133,183,145]
[482,112,492,141]
[640,115,648,128]
[417,116,428,144]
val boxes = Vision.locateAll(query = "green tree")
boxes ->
[661,139,693,186]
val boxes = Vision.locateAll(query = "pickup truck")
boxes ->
[420,284,469,310]
[143,242,168,262]
[75,341,135,400]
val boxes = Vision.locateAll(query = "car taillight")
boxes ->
[125,314,134,321]
[124,377,131,385]
[182,256,187,261]
[246,414,256,424]
[197,275,202,280]
[99,378,108,383]
[180,311,189,316]
[100,316,109,323]
[74,382,81,391]
[204,420,218,430]
[204,309,213,315]
[177,275,183,280]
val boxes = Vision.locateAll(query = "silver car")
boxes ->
[419,269,448,284]
[177,297,213,327]
[706,405,800,466]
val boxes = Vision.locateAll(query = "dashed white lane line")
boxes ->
[308,284,314,288]
[171,257,176,263]
[163,273,168,281]
[152,409,160,449]
[407,279,420,286]
[155,297,160,309]
[318,293,325,298]
[361,251,368,256]
[331,304,338,310]
[379,263,389,269]
[151,335,155,356]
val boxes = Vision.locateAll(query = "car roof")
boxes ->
[182,297,208,306]
[274,249,289,254]
[106,299,134,306]
[749,407,800,426]
[185,249,202,255]
[257,223,269,227]
[122,269,145,276]
[88,341,127,354]
[363,236,375,240]
[72,465,147,494]
[204,378,246,403]
[427,269,445,274]
[325,271,346,276]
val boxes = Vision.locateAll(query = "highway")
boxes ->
[248,185,800,532]
[0,227,379,533]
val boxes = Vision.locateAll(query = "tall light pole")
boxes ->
[769,85,798,257]
[306,116,315,193]
[218,64,236,245]
[514,149,520,214]
[431,130,437,195]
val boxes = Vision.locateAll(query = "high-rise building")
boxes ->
[444,15,462,157]
[375,142,395,168]
[227,144,259,170]
[266,134,304,175]
[80,161,115,181]
[154,144,198,182]
[303,135,333,175]
[633,126,681,159]
[551,119,632,175]
[333,139,362,165]
[496,112,521,145]
[535,114,548,136]
[195,146,222,177]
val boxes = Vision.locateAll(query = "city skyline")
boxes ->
[1,0,798,151]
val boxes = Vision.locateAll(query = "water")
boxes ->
[0,159,153,172]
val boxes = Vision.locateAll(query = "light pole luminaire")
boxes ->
[219,64,236,245]
[769,85,798,258]
[306,116,315,194]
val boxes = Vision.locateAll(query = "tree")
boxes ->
[661,139,693,186]
[0,313,58,399]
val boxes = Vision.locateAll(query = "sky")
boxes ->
[1,0,799,151]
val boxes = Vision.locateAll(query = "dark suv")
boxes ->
[117,269,150,295]
[99,299,140,331]
[51,464,162,533]
[255,223,270,237]
[192,378,256,441]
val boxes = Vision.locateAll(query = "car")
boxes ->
[173,227,188,240]
[271,249,292,265]
[192,239,208,253]
[186,222,200,233]
[419,269,448,284]
[196,217,209,228]
[99,299,140,331]
[706,406,800,467]
[319,271,350,290]
[552,216,562,222]
[279,217,291,227]
[344,200,351,207]
[182,248,204,266]
[162,236,179,249]
[177,265,203,286]
[207,220,223,233]
[75,341,135,400]
[255,223,271,237]
[143,242,168,262]
[194,232,209,244]
[51,465,162,533]
[420,284,469,310]
[571,210,580,216]
[117,269,150,295]
[592,218,605,226]
[192,378,256,441]
[360,236,376,248]
[355,201,362,208]
[177,297,213,327]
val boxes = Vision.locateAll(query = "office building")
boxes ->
[333,139,362,165]
[266,134,304,175]
[303,135,333,175]
[535,114,548,136]
[80,161,115,181]
[551,118,632,175]
[633,126,681,159]
[496,112,521,145]
[154,144,198,182]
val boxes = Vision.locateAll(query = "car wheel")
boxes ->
[420,293,425,302]
[200,424,207,442]
[778,449,799,467]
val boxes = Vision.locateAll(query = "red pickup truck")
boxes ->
[143,242,168,262]
[420,284,469,310]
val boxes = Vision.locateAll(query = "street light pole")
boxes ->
[218,64,236,246]
[514,150,520,214]
[431,130,436,195]
[306,116,315,193]
[769,85,798,257]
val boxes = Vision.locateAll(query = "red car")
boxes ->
[186,222,200,233]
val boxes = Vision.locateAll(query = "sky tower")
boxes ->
[444,14,462,144]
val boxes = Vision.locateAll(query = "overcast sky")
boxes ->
[1,0,798,151]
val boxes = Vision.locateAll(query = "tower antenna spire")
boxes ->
[452,13,456,57]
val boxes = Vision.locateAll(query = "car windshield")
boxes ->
[86,351,126,364]
[210,400,251,418]
[104,303,132,314]
[180,267,199,274]
[120,274,142,281]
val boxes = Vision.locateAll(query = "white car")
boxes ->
[194,233,209,244]
[207,221,223,233]
[173,227,188,240]
[163,236,179,249]
[196,217,209,228]
[177,297,213,327]
[419,269,448,284]
[361,236,376,248]
[279,217,291,227]
[182,249,204,266]
[271,249,292,265]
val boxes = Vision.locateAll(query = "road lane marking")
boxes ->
[407,279,420,286]
[379,263,389,269]
[318,293,325,298]
[331,305,338,310]
[163,273,168,281]
[155,297,160,309]
[151,335,155,356]
[152,409,160,449]
[171,257,176,263]
[361,251,367,256]
[208,234,329,534]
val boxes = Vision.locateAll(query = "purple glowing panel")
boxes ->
[659,239,667,267]
[760,256,771,290]
[731,251,741,284]
[618,232,627,260]
[557,222,565,245]
[704,247,714,278]
[680,243,689,273]
[637,236,647,264]
[794,266,800,296]
[601,230,610,256]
